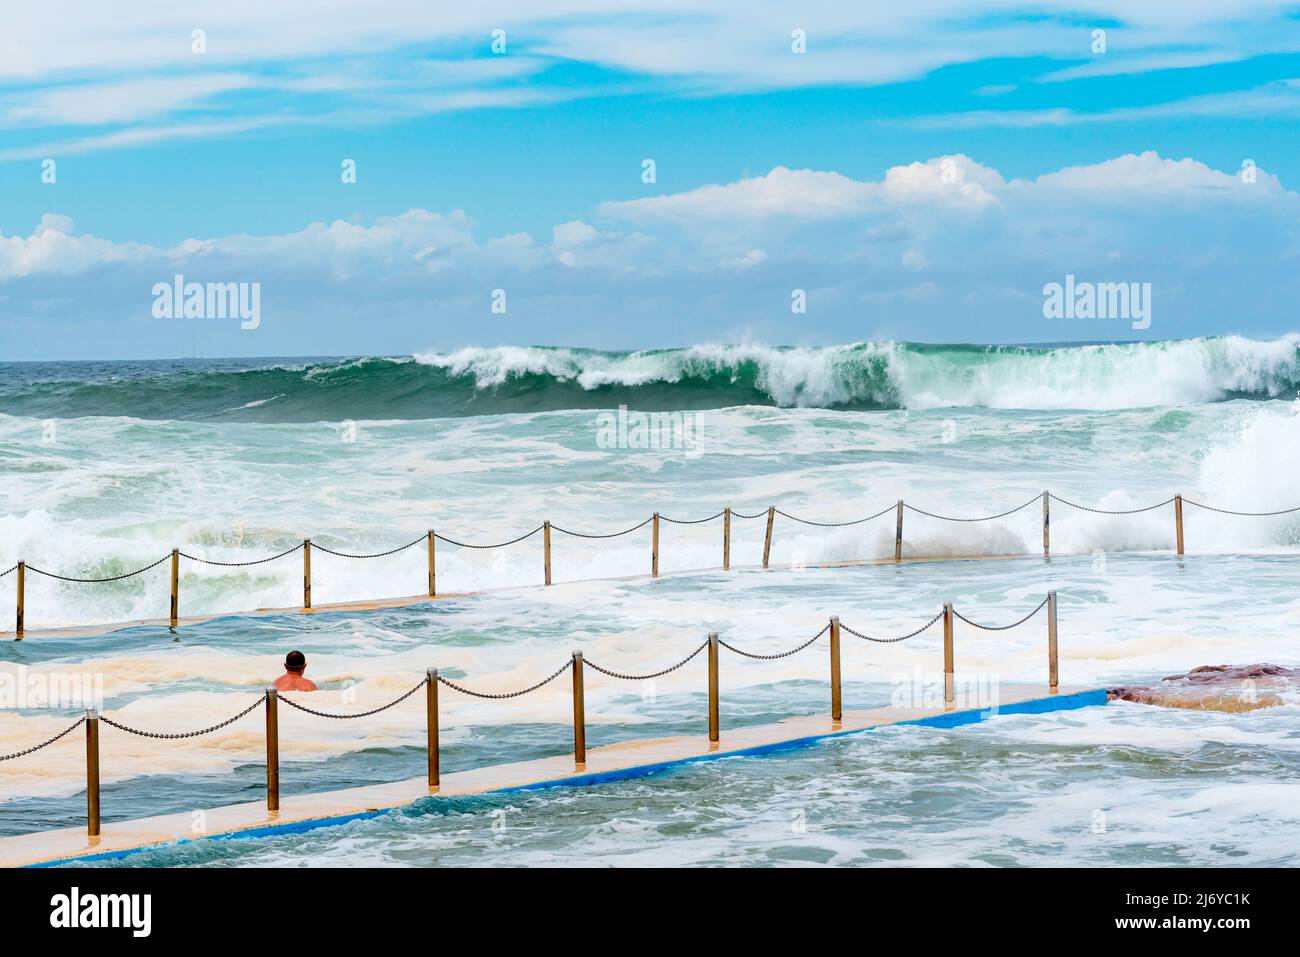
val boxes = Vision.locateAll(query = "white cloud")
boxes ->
[1032,151,1282,193]
[0,74,255,126]
[0,118,286,161]
[723,249,767,270]
[600,167,876,222]
[881,156,1004,207]
[0,214,161,279]
[4,152,1291,284]
[600,156,1005,229]
[902,79,1300,130]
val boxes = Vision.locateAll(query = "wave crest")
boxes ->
[4,336,1299,421]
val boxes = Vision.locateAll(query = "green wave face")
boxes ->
[2,337,1299,422]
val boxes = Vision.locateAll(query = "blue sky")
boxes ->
[2,2,1300,360]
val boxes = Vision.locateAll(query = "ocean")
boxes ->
[2,337,1300,866]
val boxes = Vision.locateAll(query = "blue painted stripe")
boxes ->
[493,688,1109,794]
[27,688,1106,867]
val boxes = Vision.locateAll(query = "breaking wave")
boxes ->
[3,336,1299,421]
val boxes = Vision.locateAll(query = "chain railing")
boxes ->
[436,660,574,700]
[8,487,1293,638]
[0,714,86,762]
[839,610,945,644]
[99,695,268,740]
[2,592,1065,843]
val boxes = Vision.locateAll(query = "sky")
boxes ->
[2,1,1300,360]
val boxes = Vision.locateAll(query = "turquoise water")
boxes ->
[3,336,1299,421]
[3,340,1300,866]
[78,702,1300,868]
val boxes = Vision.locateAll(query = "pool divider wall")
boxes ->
[18,594,1068,841]
[9,490,1209,639]
[9,684,1108,868]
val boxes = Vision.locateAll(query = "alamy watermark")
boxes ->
[595,405,699,451]
[1,666,104,709]
[890,666,1001,712]
[152,274,261,329]
[1042,274,1150,330]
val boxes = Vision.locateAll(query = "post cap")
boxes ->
[265,685,278,696]
[572,650,583,660]
[86,708,98,719]
[707,631,719,641]
[829,615,840,624]
[426,667,438,677]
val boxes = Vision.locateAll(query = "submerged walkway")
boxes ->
[0,551,1039,641]
[0,683,1105,867]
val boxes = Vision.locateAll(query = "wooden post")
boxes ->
[652,512,660,577]
[942,603,955,708]
[302,539,312,610]
[762,506,775,568]
[707,632,720,743]
[427,530,436,597]
[1047,591,1059,694]
[265,688,279,811]
[723,508,731,570]
[1042,491,1050,558]
[572,652,586,765]
[14,560,23,640]
[169,548,180,626]
[544,521,552,586]
[829,616,842,722]
[426,669,439,788]
[894,500,904,561]
[85,708,100,837]
[1174,494,1184,556]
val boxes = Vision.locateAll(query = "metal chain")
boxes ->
[583,641,709,680]
[719,623,829,660]
[840,610,944,643]
[904,494,1041,523]
[26,554,170,583]
[277,678,428,718]
[99,694,266,739]
[952,595,1050,631]
[311,535,427,560]
[0,715,86,761]
[1049,493,1175,515]
[0,564,16,579]
[773,505,894,528]
[550,517,654,539]
[434,526,544,549]
[659,511,726,525]
[23,493,1300,588]
[437,660,572,699]
[1182,500,1300,517]
[179,543,304,567]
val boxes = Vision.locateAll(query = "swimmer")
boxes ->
[273,650,319,692]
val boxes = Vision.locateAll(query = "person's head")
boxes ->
[284,650,307,675]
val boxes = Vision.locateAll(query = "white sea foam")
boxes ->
[410,336,1300,411]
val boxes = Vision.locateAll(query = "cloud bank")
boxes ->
[2,152,1296,358]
